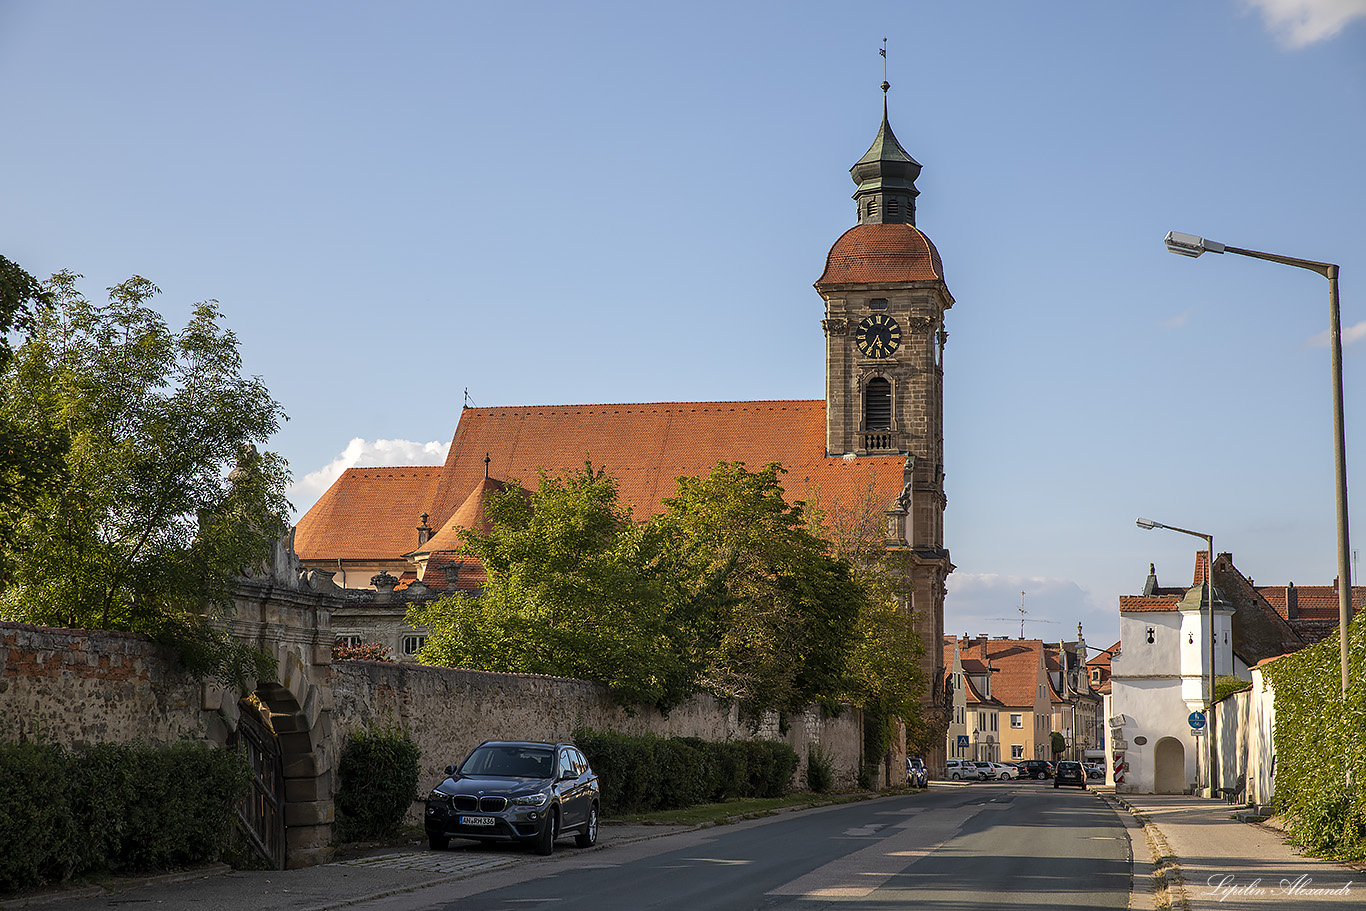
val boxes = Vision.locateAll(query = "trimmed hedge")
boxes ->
[1262,616,1366,861]
[335,724,422,842]
[573,729,798,816]
[0,740,252,894]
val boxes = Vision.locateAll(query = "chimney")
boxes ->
[1286,582,1298,619]
[417,513,432,547]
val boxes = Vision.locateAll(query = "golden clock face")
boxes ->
[856,314,901,358]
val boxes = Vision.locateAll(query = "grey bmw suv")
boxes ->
[424,741,600,855]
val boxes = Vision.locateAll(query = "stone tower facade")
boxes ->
[815,96,954,761]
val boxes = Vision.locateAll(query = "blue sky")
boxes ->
[3,1,1364,648]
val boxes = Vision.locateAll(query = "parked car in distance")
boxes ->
[1018,759,1054,780]
[945,759,980,780]
[972,760,997,780]
[424,741,600,856]
[1083,762,1105,780]
[989,761,1017,780]
[907,757,928,788]
[1053,760,1087,789]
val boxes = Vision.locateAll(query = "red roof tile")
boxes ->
[424,401,906,537]
[1119,595,1182,612]
[815,223,945,287]
[295,467,442,561]
[959,638,1045,709]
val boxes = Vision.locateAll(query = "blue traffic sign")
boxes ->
[1188,711,1206,729]
[957,735,969,748]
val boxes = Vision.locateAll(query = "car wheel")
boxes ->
[951,772,960,780]
[575,805,598,848]
[1035,771,1045,780]
[428,834,449,851]
[535,808,558,856]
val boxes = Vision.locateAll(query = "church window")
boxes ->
[336,635,362,649]
[889,197,899,216]
[864,378,892,430]
[868,298,888,310]
[867,199,877,217]
[402,635,427,656]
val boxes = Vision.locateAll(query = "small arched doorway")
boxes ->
[1154,737,1185,794]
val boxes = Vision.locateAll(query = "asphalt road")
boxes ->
[29,783,1131,911]
[393,782,1130,911]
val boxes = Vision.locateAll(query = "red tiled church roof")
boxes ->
[296,400,909,566]
[424,400,906,537]
[295,467,441,561]
[815,223,945,287]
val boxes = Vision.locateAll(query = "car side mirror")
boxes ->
[445,764,458,777]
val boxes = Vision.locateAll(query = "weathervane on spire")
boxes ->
[880,37,889,94]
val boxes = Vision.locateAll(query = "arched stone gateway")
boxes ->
[204,532,344,868]
[1153,736,1186,794]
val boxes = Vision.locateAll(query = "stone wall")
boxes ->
[1,621,869,844]
[329,659,867,812]
[0,622,209,746]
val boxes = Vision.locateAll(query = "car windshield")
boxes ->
[460,745,555,778]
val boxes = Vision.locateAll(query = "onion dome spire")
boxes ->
[850,83,922,226]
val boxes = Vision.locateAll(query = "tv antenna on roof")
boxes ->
[989,591,1060,638]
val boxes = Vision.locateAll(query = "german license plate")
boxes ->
[460,815,495,827]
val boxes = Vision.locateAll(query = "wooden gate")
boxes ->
[232,704,286,869]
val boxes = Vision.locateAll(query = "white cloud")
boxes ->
[290,437,449,515]
[1304,319,1366,348]
[1242,0,1366,48]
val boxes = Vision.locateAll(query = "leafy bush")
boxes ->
[335,724,421,842]
[806,745,834,793]
[0,740,252,895]
[574,729,799,816]
[1262,617,1366,861]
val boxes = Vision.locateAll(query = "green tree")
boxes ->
[804,475,928,756]
[409,462,692,709]
[0,256,66,568]
[1050,731,1067,757]
[648,461,864,717]
[0,271,290,685]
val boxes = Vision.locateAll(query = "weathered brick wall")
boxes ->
[0,622,209,745]
[329,660,865,799]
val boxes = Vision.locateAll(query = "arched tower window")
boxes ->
[865,377,892,429]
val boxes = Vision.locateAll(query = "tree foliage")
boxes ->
[649,461,864,717]
[0,271,290,685]
[0,256,65,563]
[412,460,914,725]
[410,463,692,709]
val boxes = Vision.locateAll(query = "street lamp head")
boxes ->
[1165,231,1226,258]
[1136,517,1157,530]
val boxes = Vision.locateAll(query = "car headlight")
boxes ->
[513,793,549,808]
[427,790,450,802]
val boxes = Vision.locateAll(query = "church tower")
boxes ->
[815,86,953,757]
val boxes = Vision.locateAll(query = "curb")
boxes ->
[1100,791,1188,911]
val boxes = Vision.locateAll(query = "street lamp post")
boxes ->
[1164,232,1352,697]
[1137,517,1218,796]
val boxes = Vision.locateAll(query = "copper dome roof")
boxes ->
[815,223,944,288]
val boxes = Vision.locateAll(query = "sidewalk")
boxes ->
[0,822,695,911]
[1100,789,1361,910]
